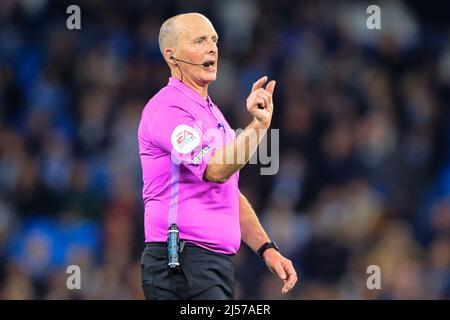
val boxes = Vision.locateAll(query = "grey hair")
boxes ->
[158,15,179,56]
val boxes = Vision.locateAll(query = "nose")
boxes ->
[207,39,217,55]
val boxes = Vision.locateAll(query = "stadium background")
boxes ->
[0,0,449,299]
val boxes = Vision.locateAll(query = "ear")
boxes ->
[164,49,175,65]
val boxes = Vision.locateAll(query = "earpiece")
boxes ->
[169,54,177,65]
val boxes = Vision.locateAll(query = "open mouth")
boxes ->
[203,59,216,68]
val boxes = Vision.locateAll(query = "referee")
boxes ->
[138,12,298,300]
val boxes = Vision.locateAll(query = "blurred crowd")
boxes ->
[0,0,449,299]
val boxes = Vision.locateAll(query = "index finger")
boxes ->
[251,76,268,92]
[265,80,276,95]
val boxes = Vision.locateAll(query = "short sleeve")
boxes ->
[149,105,216,181]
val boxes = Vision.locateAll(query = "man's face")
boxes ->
[174,16,219,85]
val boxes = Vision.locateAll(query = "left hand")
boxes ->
[246,76,276,129]
[262,249,298,295]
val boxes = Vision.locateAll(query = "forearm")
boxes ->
[204,120,267,183]
[239,191,270,253]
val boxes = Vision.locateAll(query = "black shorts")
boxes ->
[140,242,235,300]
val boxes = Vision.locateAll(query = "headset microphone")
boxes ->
[170,55,214,68]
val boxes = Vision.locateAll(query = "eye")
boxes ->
[195,38,205,44]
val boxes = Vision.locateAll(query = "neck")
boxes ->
[171,71,208,99]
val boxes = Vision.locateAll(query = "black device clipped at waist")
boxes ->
[167,223,180,272]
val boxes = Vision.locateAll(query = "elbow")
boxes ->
[204,165,229,183]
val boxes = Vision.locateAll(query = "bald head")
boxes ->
[158,13,214,56]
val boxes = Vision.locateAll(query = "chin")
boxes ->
[202,74,217,83]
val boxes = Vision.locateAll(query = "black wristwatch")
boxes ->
[257,241,279,259]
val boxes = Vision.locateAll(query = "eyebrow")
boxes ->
[193,34,219,41]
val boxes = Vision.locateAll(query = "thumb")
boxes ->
[265,80,276,95]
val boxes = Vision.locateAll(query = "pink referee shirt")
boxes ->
[138,77,241,254]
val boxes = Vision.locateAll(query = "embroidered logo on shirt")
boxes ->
[171,124,200,154]
[191,146,212,165]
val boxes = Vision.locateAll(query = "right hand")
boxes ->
[263,249,298,295]
[246,76,276,129]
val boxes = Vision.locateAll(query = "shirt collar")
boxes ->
[168,77,214,108]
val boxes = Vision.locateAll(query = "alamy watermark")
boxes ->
[169,122,280,176]
[66,5,81,30]
[66,265,81,290]
[366,5,381,30]
[366,265,381,290]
